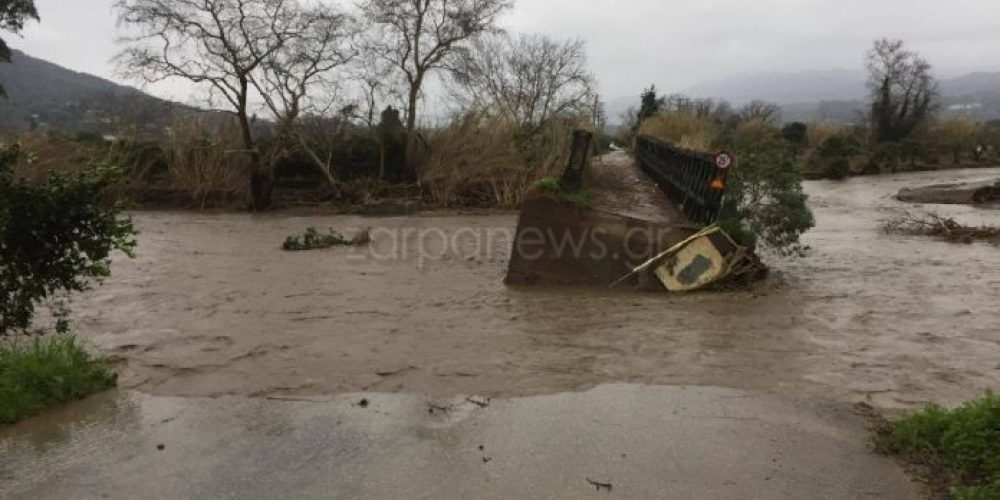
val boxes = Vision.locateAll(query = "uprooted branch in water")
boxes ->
[882,212,1000,244]
[282,227,372,251]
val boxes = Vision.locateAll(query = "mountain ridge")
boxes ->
[0,49,210,137]
[608,69,1000,124]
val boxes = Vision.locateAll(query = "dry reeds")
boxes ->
[637,112,714,152]
[420,113,573,208]
[162,117,249,208]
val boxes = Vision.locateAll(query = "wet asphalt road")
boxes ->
[0,384,920,500]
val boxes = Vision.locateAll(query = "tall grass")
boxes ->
[0,335,117,424]
[875,394,1000,500]
[421,113,575,208]
[637,112,714,151]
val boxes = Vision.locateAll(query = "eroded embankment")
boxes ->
[70,167,1000,409]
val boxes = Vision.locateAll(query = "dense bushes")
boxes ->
[717,121,815,255]
[2,111,591,210]
[815,134,862,180]
[797,118,1000,178]
[0,141,128,423]
[161,118,249,207]
[0,144,136,335]
[421,113,578,208]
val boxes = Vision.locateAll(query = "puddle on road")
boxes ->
[66,168,1000,409]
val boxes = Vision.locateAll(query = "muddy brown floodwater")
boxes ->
[71,167,1000,409]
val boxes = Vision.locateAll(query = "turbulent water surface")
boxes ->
[71,168,1000,409]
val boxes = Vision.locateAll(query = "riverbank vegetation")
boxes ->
[874,394,1000,500]
[0,336,117,424]
[1,0,605,212]
[1,117,132,423]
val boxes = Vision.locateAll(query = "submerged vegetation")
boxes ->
[874,394,1000,500]
[0,336,117,424]
[883,212,1000,244]
[282,227,372,252]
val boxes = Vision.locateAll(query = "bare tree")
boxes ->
[360,0,511,177]
[115,0,310,210]
[866,38,938,143]
[346,52,402,180]
[450,33,594,130]
[737,99,781,125]
[251,7,357,188]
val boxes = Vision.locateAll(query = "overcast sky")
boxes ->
[12,0,1000,105]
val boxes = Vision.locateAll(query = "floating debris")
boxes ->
[883,212,1000,244]
[282,227,372,251]
[613,225,750,292]
[586,478,613,492]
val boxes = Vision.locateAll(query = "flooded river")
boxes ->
[71,168,1000,409]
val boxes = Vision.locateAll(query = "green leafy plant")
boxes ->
[282,227,372,251]
[816,134,862,180]
[0,335,117,424]
[875,393,1000,500]
[0,144,137,335]
[718,127,815,256]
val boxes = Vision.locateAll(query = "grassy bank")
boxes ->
[874,394,1000,499]
[0,335,117,424]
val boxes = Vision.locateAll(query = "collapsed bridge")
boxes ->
[505,132,741,289]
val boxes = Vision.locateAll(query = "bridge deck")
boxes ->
[587,151,690,227]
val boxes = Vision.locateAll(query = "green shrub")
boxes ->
[876,393,1000,499]
[0,143,136,335]
[0,335,117,424]
[817,134,862,180]
[534,176,561,192]
[719,128,815,256]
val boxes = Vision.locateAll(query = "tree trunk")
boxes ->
[378,140,386,181]
[237,80,272,211]
[403,85,420,183]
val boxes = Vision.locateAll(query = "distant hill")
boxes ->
[609,68,1000,125]
[939,72,1000,98]
[0,49,209,137]
[683,69,866,107]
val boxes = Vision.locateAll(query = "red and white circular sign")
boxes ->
[714,151,734,170]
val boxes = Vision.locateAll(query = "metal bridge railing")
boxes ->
[635,135,732,225]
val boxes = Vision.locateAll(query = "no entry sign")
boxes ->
[714,151,734,171]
